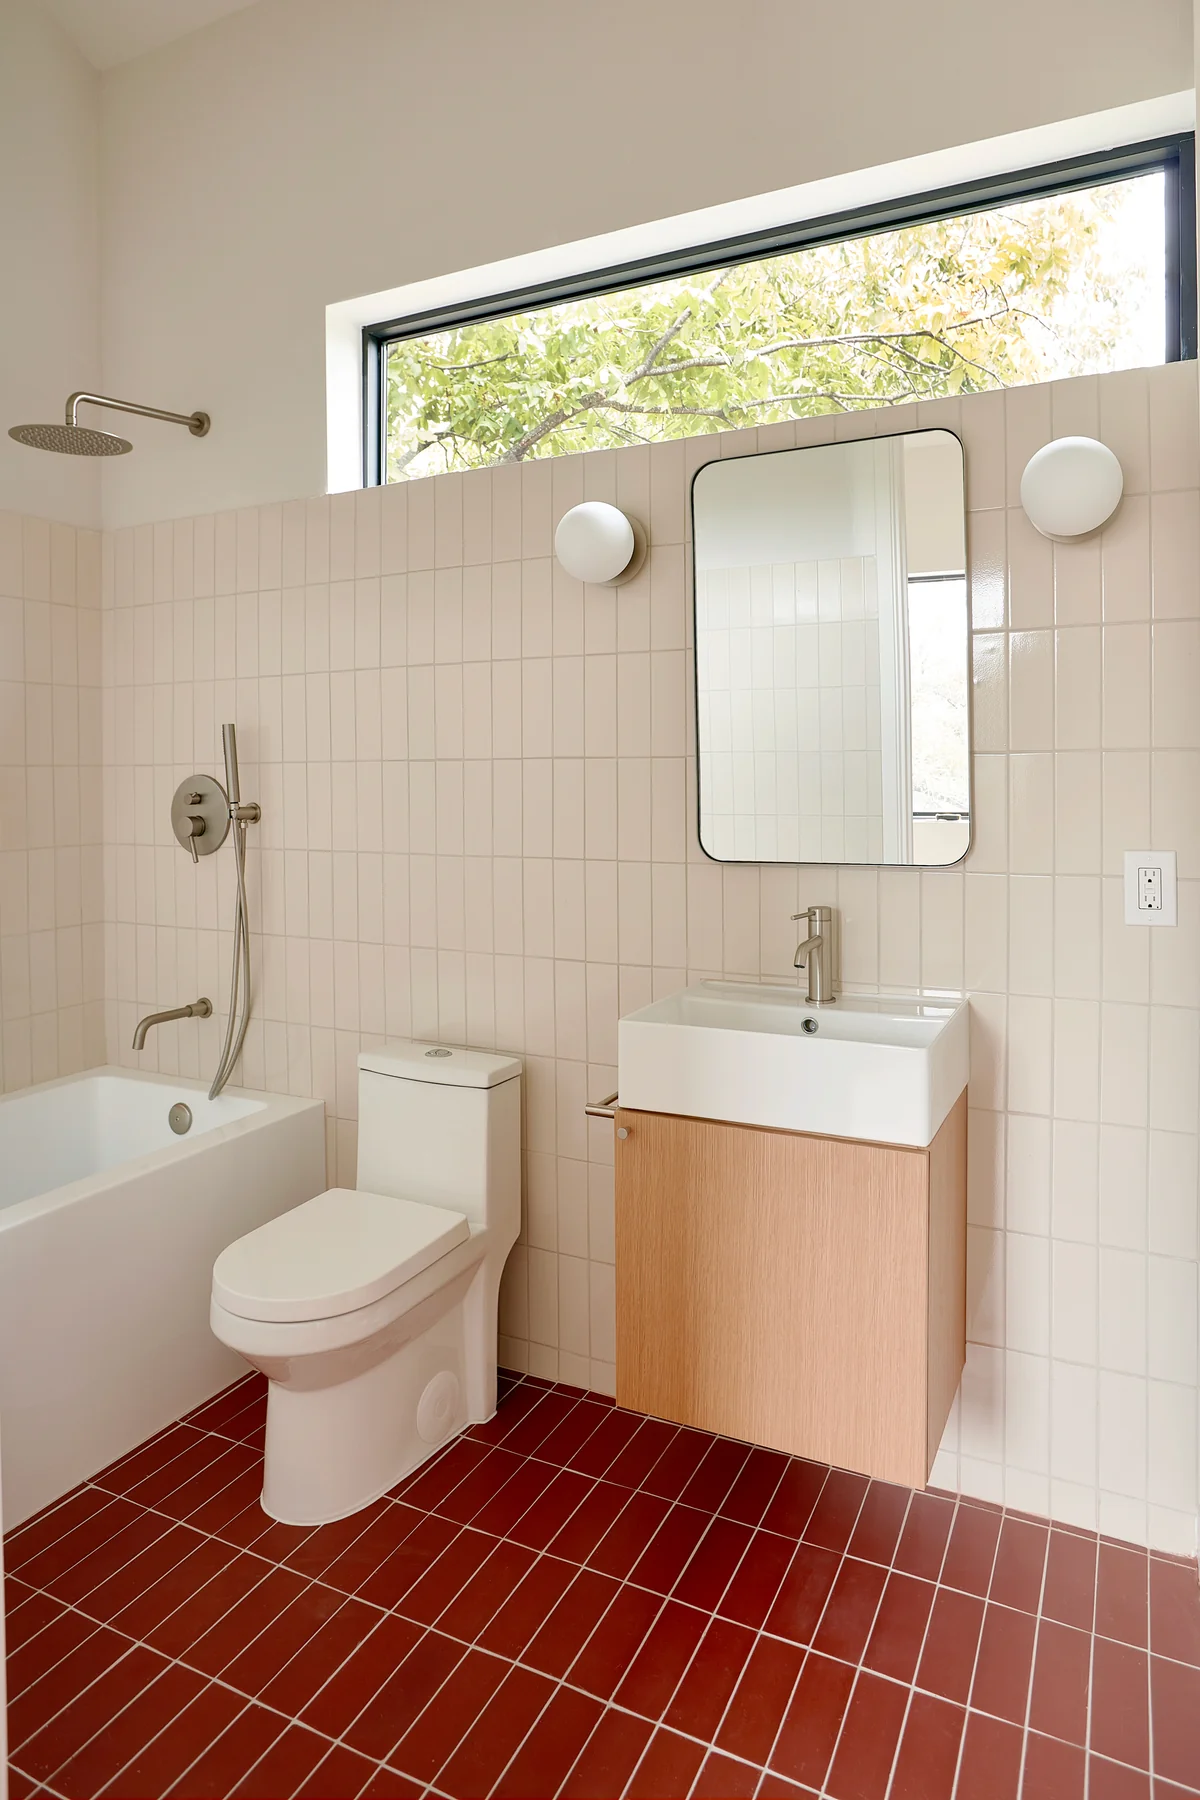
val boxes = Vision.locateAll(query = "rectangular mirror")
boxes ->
[693,430,969,866]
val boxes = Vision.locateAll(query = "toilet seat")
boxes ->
[212,1187,470,1324]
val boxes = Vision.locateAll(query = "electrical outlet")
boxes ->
[1124,850,1177,926]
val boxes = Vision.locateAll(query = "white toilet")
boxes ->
[209,1039,521,1525]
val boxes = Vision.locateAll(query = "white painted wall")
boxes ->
[97,0,1193,527]
[0,0,101,528]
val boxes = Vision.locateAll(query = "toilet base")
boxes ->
[259,1283,489,1525]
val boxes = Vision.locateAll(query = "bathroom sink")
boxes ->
[617,984,968,1148]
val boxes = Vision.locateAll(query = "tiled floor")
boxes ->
[4,1372,1199,1800]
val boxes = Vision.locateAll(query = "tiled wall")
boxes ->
[696,557,885,862]
[0,512,104,1094]
[83,360,1200,1556]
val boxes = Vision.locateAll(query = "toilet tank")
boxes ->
[354,1041,521,1233]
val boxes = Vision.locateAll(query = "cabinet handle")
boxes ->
[585,1091,619,1119]
[617,1125,630,1139]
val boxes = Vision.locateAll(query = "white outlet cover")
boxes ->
[1124,849,1177,926]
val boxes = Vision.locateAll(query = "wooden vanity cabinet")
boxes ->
[614,1093,967,1489]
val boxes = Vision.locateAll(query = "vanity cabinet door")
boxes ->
[614,1100,966,1489]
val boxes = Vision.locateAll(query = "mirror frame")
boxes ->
[689,427,973,869]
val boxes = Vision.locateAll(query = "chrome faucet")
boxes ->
[132,997,212,1050]
[792,906,835,1004]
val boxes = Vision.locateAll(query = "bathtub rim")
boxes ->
[0,1066,326,1235]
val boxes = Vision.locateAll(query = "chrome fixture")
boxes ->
[168,1103,194,1135]
[793,905,835,1004]
[171,725,261,1099]
[8,391,210,457]
[133,997,212,1051]
[584,1091,619,1119]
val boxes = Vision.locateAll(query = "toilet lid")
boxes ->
[212,1188,471,1323]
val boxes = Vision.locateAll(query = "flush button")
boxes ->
[425,1047,452,1058]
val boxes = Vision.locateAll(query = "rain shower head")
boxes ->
[8,391,210,456]
[9,421,132,456]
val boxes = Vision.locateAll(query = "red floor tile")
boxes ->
[969,1601,1037,1724]
[475,1551,577,1659]
[629,1501,711,1594]
[863,1572,936,1684]
[293,1742,377,1798]
[824,1668,908,1800]
[8,1372,1199,1800]
[893,1490,954,1581]
[1096,1540,1150,1647]
[385,1643,509,1782]
[1150,1653,1200,1788]
[990,1514,1049,1613]
[569,1581,664,1699]
[1087,1757,1152,1800]
[1149,1556,1200,1666]
[770,1652,856,1790]
[917,1585,986,1705]
[1090,1634,1150,1770]
[101,1681,248,1797]
[664,1615,755,1740]
[492,1683,604,1798]
[17,1644,167,1782]
[674,1515,754,1611]
[586,1488,672,1579]
[436,1663,557,1796]
[765,1540,841,1644]
[1029,1616,1091,1746]
[1022,1731,1086,1800]
[716,1634,804,1766]
[626,1726,707,1799]
[720,1444,791,1526]
[164,1701,287,1797]
[613,1597,709,1720]
[846,1480,910,1568]
[506,1466,596,1550]
[231,1722,333,1797]
[602,1415,680,1490]
[522,1567,621,1678]
[812,1556,888,1663]
[299,1612,425,1741]
[693,1748,761,1796]
[954,1709,1024,1799]
[564,1705,655,1798]
[761,1459,828,1538]
[49,1662,208,1797]
[1043,1529,1098,1632]
[941,1503,1002,1596]
[889,1691,964,1800]
[679,1437,751,1512]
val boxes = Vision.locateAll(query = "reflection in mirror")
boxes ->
[693,430,969,866]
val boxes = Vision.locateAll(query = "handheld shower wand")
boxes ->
[208,725,260,1099]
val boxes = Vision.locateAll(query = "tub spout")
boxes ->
[132,997,212,1050]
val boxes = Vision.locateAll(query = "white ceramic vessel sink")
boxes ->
[618,983,969,1148]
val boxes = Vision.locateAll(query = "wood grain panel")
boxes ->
[615,1107,932,1488]
[926,1092,968,1469]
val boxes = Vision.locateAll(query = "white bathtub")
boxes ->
[0,1067,326,1527]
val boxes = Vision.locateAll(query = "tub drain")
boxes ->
[168,1102,193,1134]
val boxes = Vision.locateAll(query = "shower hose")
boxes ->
[208,811,253,1099]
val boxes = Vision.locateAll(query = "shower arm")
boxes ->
[66,392,210,437]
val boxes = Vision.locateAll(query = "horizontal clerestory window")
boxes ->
[364,136,1195,486]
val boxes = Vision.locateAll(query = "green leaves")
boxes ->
[384,178,1151,480]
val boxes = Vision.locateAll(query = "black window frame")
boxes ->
[363,134,1196,488]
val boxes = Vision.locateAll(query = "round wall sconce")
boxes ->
[554,501,648,585]
[1019,436,1123,541]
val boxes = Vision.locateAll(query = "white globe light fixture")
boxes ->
[1019,436,1124,541]
[554,501,648,585]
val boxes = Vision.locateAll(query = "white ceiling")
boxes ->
[43,0,259,69]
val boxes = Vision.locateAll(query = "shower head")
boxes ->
[8,391,209,457]
[9,421,132,456]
